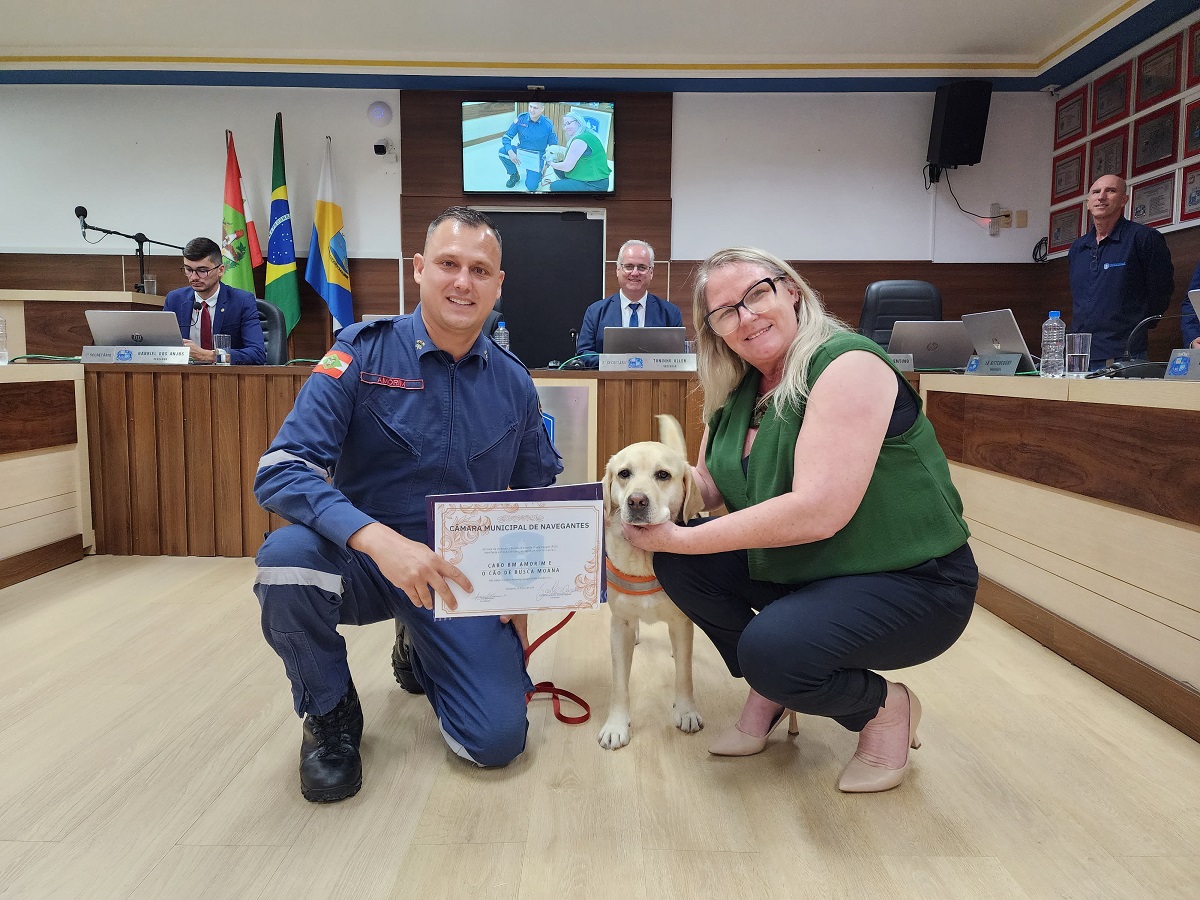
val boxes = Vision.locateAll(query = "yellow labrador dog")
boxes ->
[598,414,705,750]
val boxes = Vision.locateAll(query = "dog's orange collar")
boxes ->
[605,557,662,596]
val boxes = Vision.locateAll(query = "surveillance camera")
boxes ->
[373,140,388,156]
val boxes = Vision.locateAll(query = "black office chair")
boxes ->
[858,280,943,348]
[256,299,288,365]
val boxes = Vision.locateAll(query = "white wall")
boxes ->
[0,85,402,259]
[672,91,1053,263]
[0,84,1051,266]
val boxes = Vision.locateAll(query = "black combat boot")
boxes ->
[299,679,363,802]
[391,622,425,695]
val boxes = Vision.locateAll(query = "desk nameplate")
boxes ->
[82,346,189,365]
[598,353,697,372]
[966,353,1023,376]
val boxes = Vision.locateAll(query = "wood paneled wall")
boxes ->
[399,92,674,312]
[0,253,401,363]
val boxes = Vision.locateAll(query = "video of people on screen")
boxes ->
[461,101,615,194]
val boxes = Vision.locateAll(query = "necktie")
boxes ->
[200,303,213,350]
[629,303,640,328]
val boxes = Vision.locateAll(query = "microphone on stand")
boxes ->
[1086,313,1182,378]
[74,206,88,236]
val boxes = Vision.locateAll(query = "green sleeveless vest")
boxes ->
[706,331,969,583]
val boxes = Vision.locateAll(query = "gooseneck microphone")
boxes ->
[74,206,88,236]
[1085,313,1182,378]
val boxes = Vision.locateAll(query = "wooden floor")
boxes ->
[1,556,1198,900]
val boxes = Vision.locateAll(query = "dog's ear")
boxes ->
[679,465,705,524]
[601,460,618,521]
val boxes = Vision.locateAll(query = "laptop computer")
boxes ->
[886,320,977,370]
[603,326,686,355]
[85,309,184,347]
[961,309,1037,373]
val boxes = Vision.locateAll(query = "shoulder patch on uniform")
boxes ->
[314,350,353,378]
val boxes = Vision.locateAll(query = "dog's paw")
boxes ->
[598,717,631,750]
[674,704,704,733]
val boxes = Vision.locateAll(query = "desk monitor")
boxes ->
[886,320,977,370]
[85,309,183,347]
[961,309,1037,373]
[603,326,685,355]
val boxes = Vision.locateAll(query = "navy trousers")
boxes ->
[254,524,533,766]
[653,539,977,732]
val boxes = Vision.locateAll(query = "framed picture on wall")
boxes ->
[1180,162,1200,221]
[1187,21,1200,89]
[1135,33,1183,112]
[1049,205,1082,254]
[1131,105,1178,176]
[1185,98,1200,158]
[1129,173,1175,227]
[1089,126,1128,182]
[1054,87,1088,148]
[1092,61,1132,130]
[1051,147,1086,203]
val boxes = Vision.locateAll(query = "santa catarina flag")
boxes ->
[220,131,257,292]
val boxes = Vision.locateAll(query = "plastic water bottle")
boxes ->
[0,315,8,365]
[493,320,511,352]
[1040,310,1065,378]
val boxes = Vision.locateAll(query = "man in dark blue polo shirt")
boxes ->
[1068,175,1174,366]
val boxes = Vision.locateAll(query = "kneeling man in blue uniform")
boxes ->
[163,237,266,365]
[253,208,562,802]
[575,240,683,366]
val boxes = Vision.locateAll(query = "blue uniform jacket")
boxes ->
[1067,217,1173,362]
[575,292,683,364]
[254,309,562,548]
[499,113,558,161]
[163,283,267,365]
[1183,262,1200,346]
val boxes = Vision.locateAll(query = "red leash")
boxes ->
[524,612,591,724]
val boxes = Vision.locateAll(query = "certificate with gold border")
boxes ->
[426,483,604,619]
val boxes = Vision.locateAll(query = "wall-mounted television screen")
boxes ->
[462,101,615,194]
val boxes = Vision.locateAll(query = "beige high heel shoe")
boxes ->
[837,683,921,793]
[708,708,800,757]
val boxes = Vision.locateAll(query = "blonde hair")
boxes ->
[692,247,849,422]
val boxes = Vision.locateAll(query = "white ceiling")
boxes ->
[0,0,1185,86]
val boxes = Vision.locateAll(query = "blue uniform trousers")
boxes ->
[498,152,542,192]
[255,524,534,767]
[653,539,976,732]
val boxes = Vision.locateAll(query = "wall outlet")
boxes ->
[1015,209,1028,228]
[999,209,1012,228]
[989,202,1001,237]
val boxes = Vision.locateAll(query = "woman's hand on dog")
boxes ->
[620,520,683,553]
[348,522,471,611]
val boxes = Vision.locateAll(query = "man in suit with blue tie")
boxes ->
[163,237,266,365]
[575,240,683,366]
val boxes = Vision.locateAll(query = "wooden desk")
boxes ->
[921,374,1200,740]
[0,289,164,359]
[85,365,704,558]
[0,364,91,588]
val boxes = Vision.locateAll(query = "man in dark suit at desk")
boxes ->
[163,237,266,365]
[574,240,682,366]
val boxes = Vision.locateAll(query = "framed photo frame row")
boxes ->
[1051,93,1200,206]
[1050,165,1200,253]
[1055,22,1200,149]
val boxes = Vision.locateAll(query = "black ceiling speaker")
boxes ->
[927,81,993,169]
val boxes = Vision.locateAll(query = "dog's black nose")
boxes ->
[626,493,649,512]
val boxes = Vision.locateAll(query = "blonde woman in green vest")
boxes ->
[620,247,977,793]
[546,110,613,192]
